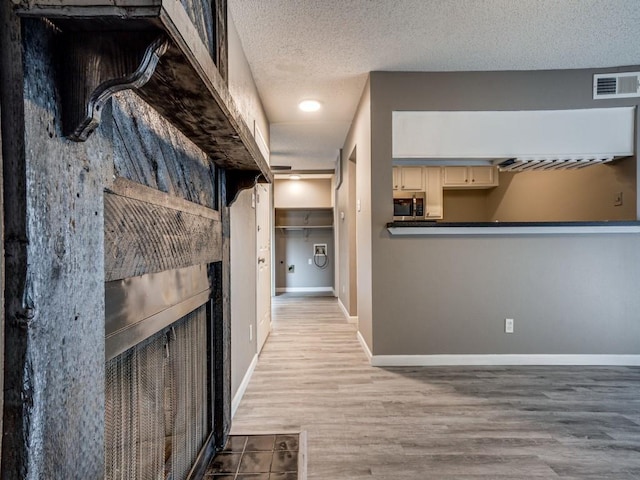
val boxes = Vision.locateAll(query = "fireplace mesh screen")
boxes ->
[106,306,208,480]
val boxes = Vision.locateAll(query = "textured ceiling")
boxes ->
[228,0,640,171]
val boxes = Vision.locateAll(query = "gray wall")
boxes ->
[366,68,640,356]
[336,152,359,314]
[227,9,269,398]
[339,80,372,346]
[229,189,257,395]
[339,80,372,341]
[275,228,334,290]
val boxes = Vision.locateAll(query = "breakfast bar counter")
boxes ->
[386,220,640,235]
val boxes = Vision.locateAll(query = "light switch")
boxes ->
[614,191,623,206]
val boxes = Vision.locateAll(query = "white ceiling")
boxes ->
[228,0,640,172]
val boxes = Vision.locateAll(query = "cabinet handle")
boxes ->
[471,178,475,182]
[465,179,468,182]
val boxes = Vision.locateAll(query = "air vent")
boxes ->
[497,156,616,172]
[594,72,640,99]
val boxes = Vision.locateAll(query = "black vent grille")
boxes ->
[596,77,617,95]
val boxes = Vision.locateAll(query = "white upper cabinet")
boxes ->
[442,166,498,188]
[469,166,496,186]
[442,166,468,186]
[393,166,424,191]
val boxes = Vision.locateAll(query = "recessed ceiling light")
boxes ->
[289,174,301,180]
[298,100,321,112]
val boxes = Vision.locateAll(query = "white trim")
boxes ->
[371,354,640,367]
[387,225,640,236]
[337,298,358,324]
[275,286,334,293]
[357,331,373,362]
[231,353,258,418]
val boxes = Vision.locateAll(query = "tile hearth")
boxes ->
[206,434,300,479]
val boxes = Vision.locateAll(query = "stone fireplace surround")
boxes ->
[1,1,270,475]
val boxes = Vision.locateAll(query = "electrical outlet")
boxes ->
[249,324,253,341]
[308,258,312,265]
[288,264,295,273]
[505,318,514,334]
[614,191,623,206]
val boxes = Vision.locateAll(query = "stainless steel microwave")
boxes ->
[393,192,425,221]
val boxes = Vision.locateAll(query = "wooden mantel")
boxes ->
[14,0,273,204]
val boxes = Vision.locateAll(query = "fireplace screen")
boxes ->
[105,305,208,480]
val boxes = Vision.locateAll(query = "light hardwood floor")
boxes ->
[231,295,640,479]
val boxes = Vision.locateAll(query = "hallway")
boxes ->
[231,295,640,479]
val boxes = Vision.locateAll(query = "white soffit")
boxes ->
[392,108,635,160]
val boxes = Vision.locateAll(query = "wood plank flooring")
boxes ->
[231,295,640,479]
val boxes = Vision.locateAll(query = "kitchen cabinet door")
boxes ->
[393,166,424,190]
[442,166,469,186]
[424,167,443,219]
[469,166,497,186]
[400,166,424,190]
[443,166,498,188]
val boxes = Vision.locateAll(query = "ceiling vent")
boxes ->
[593,72,640,99]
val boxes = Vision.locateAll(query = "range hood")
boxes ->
[392,108,635,171]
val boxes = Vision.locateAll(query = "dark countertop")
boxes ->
[387,220,640,228]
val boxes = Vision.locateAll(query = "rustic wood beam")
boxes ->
[1,3,29,476]
[226,169,262,206]
[14,0,273,195]
[11,0,162,18]
[104,178,223,282]
[0,76,4,471]
[59,31,169,141]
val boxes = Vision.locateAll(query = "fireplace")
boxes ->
[1,0,268,473]
[105,302,208,480]
[104,263,214,480]
[103,170,226,479]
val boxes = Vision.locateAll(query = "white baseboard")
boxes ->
[370,354,640,367]
[232,353,258,418]
[275,287,334,293]
[337,298,358,324]
[357,331,372,362]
